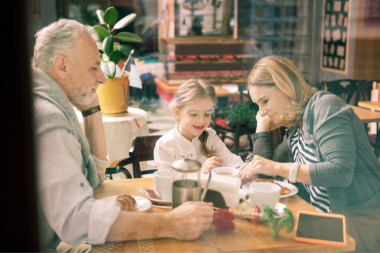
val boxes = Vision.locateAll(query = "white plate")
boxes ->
[242,180,298,198]
[102,195,152,212]
[239,201,287,219]
[147,196,171,205]
[133,195,152,212]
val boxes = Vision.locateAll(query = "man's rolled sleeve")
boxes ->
[37,129,120,247]
[88,196,121,244]
[88,153,110,185]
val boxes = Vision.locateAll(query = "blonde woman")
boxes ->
[239,56,380,252]
[154,79,244,173]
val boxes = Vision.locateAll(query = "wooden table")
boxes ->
[358,101,380,111]
[154,78,247,102]
[350,105,380,123]
[92,178,355,253]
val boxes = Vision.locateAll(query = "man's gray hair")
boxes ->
[34,19,98,70]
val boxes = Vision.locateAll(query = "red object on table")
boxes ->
[156,85,175,102]
[213,208,235,234]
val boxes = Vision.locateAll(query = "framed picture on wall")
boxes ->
[28,0,41,18]
[320,0,351,75]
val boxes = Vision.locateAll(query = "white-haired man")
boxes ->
[33,19,213,252]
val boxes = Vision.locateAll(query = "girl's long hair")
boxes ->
[170,79,217,158]
[248,56,318,128]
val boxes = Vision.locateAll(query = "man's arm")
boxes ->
[106,202,214,242]
[74,93,107,160]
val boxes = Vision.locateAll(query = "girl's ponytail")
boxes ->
[199,130,215,158]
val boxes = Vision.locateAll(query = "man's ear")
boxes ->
[52,55,70,79]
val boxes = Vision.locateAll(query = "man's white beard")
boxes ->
[68,77,98,105]
[71,89,93,105]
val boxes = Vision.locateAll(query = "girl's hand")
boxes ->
[202,156,222,174]
[239,155,278,179]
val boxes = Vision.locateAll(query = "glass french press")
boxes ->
[171,152,212,209]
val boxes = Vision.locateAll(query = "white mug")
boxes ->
[153,170,173,201]
[241,182,281,214]
[212,167,239,178]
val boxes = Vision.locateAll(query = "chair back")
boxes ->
[320,79,364,105]
[356,80,380,104]
[355,80,373,105]
[106,135,162,179]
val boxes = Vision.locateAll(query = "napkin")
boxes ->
[199,174,241,208]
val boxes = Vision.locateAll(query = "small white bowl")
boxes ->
[212,167,239,178]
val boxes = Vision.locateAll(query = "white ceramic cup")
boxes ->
[241,182,281,214]
[212,167,239,178]
[153,170,173,201]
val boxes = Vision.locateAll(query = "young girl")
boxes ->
[154,79,244,173]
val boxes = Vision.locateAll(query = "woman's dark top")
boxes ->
[251,91,380,252]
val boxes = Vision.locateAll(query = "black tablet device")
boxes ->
[293,211,347,247]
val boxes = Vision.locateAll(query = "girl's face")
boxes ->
[175,97,215,141]
[249,85,290,125]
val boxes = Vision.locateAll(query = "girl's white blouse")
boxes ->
[154,127,244,170]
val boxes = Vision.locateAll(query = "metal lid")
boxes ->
[171,152,202,173]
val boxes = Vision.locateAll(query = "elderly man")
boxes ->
[33,19,214,252]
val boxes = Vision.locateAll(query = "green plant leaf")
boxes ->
[102,35,114,55]
[96,10,105,25]
[109,50,121,65]
[93,26,110,40]
[113,13,136,30]
[96,41,103,50]
[102,53,109,62]
[101,62,116,79]
[103,7,118,26]
[118,44,135,56]
[115,32,143,43]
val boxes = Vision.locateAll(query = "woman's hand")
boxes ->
[202,156,222,174]
[256,110,272,132]
[239,155,279,179]
[256,110,281,132]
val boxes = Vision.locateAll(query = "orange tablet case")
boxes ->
[293,210,347,247]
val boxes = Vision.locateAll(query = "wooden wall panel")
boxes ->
[353,38,380,80]
[353,0,380,80]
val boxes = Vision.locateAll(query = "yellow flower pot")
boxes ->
[97,74,129,117]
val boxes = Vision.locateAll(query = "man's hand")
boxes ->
[165,202,214,240]
[201,156,222,174]
[239,155,278,180]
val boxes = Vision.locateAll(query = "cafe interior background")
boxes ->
[26,0,380,160]
[2,0,379,251]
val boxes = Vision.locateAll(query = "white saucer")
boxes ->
[133,195,152,212]
[242,180,299,198]
[239,201,287,219]
[102,195,152,212]
[147,196,171,205]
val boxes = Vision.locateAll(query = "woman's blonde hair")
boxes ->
[170,79,217,158]
[248,56,318,127]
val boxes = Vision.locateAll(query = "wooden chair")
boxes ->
[106,135,162,179]
[320,79,365,105]
[355,80,373,105]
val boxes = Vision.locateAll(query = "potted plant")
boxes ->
[93,7,142,116]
